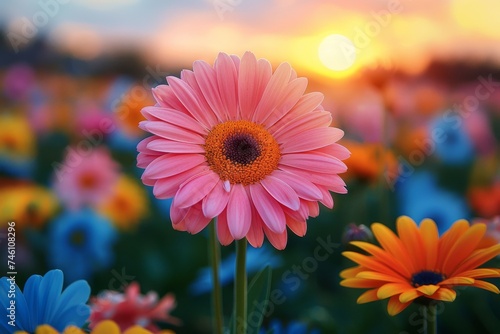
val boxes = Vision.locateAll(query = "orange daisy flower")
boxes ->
[340,216,500,315]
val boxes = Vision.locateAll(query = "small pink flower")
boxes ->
[89,282,179,332]
[137,52,349,249]
[339,86,394,143]
[53,147,119,209]
[75,102,113,136]
[3,63,35,101]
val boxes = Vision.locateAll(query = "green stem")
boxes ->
[424,304,437,334]
[234,238,247,334]
[209,220,224,334]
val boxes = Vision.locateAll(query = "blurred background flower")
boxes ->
[0,182,58,229]
[48,209,117,282]
[89,282,179,333]
[396,171,471,234]
[52,147,120,210]
[0,113,35,179]
[97,174,149,231]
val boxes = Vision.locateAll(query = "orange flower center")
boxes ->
[204,120,281,185]
[78,173,98,189]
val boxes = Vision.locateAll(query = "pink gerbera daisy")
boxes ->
[137,52,349,249]
[53,147,119,209]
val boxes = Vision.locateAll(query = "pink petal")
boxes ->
[141,106,207,134]
[170,198,189,225]
[171,200,209,233]
[263,77,308,128]
[249,183,286,233]
[141,121,205,144]
[279,165,348,193]
[143,153,206,180]
[263,224,288,250]
[137,135,159,154]
[217,211,234,245]
[147,138,205,154]
[137,151,161,169]
[227,184,252,239]
[175,170,220,208]
[215,53,238,120]
[180,69,219,128]
[319,187,334,209]
[141,175,156,186]
[152,85,190,114]
[271,169,322,201]
[286,216,307,237]
[180,204,211,234]
[315,143,351,160]
[280,153,347,174]
[280,127,344,153]
[193,60,226,122]
[152,165,208,199]
[238,52,259,119]
[253,62,292,124]
[271,110,331,140]
[247,206,265,248]
[283,201,309,222]
[307,201,320,217]
[270,92,324,131]
[260,175,300,210]
[230,54,241,69]
[202,181,231,218]
[166,76,214,129]
[173,218,187,231]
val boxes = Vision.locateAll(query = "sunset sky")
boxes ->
[2,0,500,79]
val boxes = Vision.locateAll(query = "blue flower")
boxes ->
[0,269,90,333]
[397,171,470,234]
[48,209,117,282]
[190,246,282,295]
[430,115,474,164]
[259,320,320,334]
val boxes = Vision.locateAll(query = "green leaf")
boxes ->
[246,265,273,334]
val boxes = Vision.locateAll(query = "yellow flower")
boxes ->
[0,183,59,229]
[97,175,148,230]
[15,321,176,334]
[0,113,35,158]
[340,216,500,315]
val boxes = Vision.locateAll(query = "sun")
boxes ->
[318,34,357,72]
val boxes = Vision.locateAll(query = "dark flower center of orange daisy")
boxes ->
[204,120,281,185]
[411,270,445,287]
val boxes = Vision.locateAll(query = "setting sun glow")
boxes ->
[318,34,357,72]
